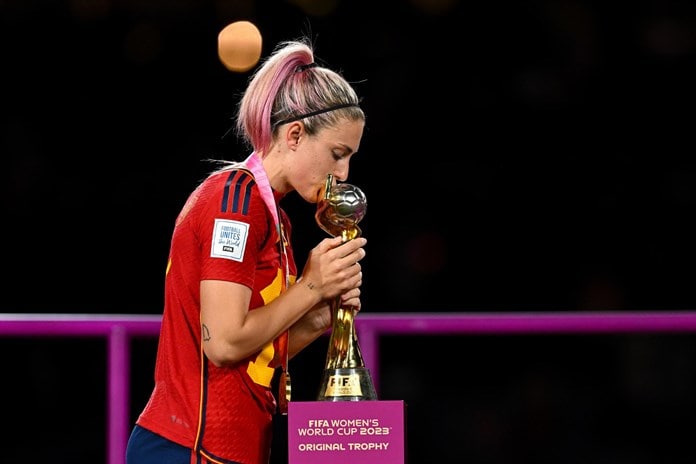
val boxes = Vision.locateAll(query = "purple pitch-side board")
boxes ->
[288,400,406,464]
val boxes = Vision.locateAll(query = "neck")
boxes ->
[256,151,290,195]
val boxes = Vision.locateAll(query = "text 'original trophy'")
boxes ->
[315,174,378,401]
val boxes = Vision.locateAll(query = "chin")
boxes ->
[311,185,324,203]
[297,189,318,204]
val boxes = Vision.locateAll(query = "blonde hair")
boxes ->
[235,38,364,156]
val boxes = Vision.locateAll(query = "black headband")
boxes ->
[222,102,361,140]
[273,102,361,128]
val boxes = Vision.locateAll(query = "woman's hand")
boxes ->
[300,236,366,301]
[339,286,362,313]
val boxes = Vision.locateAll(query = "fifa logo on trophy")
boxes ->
[315,174,378,401]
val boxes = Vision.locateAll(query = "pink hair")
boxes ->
[235,38,364,157]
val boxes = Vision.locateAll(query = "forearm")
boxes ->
[202,279,323,366]
[287,301,332,359]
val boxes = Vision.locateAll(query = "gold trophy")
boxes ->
[315,174,378,401]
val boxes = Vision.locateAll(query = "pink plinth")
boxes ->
[288,400,406,464]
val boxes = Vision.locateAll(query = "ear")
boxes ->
[285,122,304,150]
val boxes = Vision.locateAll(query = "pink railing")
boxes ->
[3,311,696,464]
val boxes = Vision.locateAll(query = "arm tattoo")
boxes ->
[202,323,211,342]
[306,282,315,290]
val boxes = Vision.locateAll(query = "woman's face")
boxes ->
[291,118,365,204]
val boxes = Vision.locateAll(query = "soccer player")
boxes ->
[126,37,367,464]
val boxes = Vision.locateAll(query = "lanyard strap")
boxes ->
[243,152,291,412]
[244,152,290,290]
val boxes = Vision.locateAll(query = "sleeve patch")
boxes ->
[210,218,249,262]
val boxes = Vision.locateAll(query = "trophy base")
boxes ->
[316,367,378,401]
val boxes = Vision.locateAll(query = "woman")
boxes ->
[126,37,367,464]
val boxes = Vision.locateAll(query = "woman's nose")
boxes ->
[333,164,349,183]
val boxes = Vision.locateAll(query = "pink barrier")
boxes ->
[3,311,696,464]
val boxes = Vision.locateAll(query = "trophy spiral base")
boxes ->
[316,367,378,401]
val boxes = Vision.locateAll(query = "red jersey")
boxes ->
[135,167,297,464]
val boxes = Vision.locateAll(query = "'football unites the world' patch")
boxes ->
[211,218,249,261]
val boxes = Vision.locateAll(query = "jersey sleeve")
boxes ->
[197,169,272,289]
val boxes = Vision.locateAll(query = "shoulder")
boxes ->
[213,168,258,213]
[176,168,268,227]
[196,168,265,216]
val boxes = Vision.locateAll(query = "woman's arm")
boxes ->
[200,236,366,367]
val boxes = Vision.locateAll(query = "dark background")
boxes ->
[3,0,696,462]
